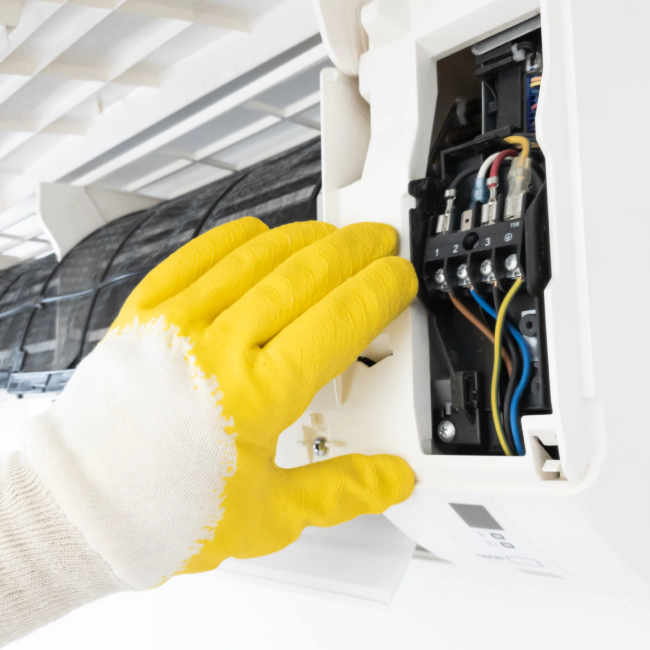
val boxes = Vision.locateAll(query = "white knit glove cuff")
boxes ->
[0,452,130,647]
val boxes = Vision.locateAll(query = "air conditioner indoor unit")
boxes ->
[1,0,648,606]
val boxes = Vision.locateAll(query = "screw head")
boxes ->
[480,259,493,275]
[456,264,469,280]
[434,268,445,284]
[505,254,518,271]
[437,420,456,443]
[313,436,328,457]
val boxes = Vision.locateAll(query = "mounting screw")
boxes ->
[480,259,493,276]
[437,420,456,443]
[313,437,328,457]
[456,264,468,280]
[434,268,445,284]
[505,254,519,271]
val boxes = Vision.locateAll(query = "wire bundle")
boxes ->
[450,281,531,456]
[470,280,530,456]
[471,136,530,205]
[447,136,533,456]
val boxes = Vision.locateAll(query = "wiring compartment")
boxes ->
[409,22,553,457]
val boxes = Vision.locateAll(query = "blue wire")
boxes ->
[470,290,531,456]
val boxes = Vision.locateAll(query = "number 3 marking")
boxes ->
[485,237,491,247]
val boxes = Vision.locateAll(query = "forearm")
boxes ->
[0,453,129,647]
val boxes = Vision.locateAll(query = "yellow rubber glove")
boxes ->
[23,217,418,590]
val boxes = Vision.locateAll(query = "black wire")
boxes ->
[493,285,520,455]
[427,106,455,168]
[449,165,481,190]
[530,160,546,191]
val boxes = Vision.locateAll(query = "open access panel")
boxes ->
[409,20,553,459]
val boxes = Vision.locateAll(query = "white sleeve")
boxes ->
[0,452,130,647]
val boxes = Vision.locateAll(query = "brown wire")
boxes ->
[449,294,513,375]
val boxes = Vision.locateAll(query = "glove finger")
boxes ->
[165,221,336,329]
[285,454,414,528]
[258,256,417,419]
[212,223,399,348]
[126,216,268,311]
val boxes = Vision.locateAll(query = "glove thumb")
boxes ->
[285,453,414,529]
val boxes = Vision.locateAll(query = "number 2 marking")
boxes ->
[453,244,459,254]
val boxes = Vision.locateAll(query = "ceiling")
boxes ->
[0,0,326,266]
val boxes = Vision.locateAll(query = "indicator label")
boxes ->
[412,490,570,579]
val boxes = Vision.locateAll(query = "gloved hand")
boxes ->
[21,217,418,592]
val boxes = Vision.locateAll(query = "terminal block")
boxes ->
[410,133,552,455]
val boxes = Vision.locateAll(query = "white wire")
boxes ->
[478,152,500,179]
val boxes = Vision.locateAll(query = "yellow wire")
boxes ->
[490,278,523,456]
[504,135,531,159]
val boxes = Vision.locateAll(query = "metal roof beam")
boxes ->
[0,1,23,29]
[244,93,322,130]
[0,118,87,135]
[42,0,252,31]
[70,43,326,186]
[0,59,160,86]
[0,18,191,160]
[0,2,127,108]
[0,0,321,214]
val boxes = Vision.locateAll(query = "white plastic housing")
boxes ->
[276,0,650,595]
[38,183,160,260]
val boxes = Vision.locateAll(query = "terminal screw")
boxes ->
[505,254,519,271]
[434,268,446,284]
[480,259,493,276]
[456,264,469,280]
[438,420,456,443]
[313,437,329,457]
